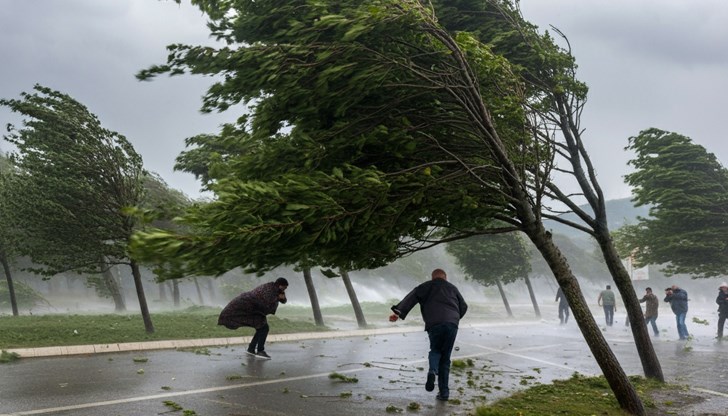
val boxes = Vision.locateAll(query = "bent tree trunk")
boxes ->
[0,250,19,316]
[303,267,325,326]
[548,92,664,382]
[524,275,540,318]
[158,281,168,302]
[172,280,180,307]
[597,233,664,381]
[530,228,644,415]
[101,261,126,312]
[495,279,513,317]
[193,277,204,305]
[206,278,216,301]
[339,269,367,328]
[130,260,154,334]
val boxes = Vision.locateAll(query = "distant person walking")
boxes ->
[639,287,659,336]
[555,287,570,324]
[218,277,289,359]
[664,285,689,340]
[597,285,616,326]
[716,282,728,340]
[389,268,467,402]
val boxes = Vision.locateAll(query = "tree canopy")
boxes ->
[133,0,552,275]
[447,232,531,286]
[622,128,728,278]
[1,85,145,274]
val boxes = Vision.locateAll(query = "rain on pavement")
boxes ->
[2,311,728,416]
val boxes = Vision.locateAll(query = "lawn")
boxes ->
[0,300,548,350]
[474,373,687,416]
[0,305,328,349]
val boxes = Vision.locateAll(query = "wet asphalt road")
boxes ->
[1,319,727,416]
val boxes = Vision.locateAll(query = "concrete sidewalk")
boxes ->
[6,324,426,358]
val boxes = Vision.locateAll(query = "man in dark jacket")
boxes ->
[389,269,467,401]
[664,285,689,340]
[716,282,728,340]
[218,277,288,359]
[639,287,659,336]
[555,287,570,324]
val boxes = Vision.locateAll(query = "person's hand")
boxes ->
[388,313,399,322]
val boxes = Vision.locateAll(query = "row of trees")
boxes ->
[2,1,722,414]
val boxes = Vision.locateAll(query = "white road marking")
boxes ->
[691,387,728,398]
[458,340,595,375]
[0,369,352,416]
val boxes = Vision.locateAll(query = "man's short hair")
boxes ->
[606,285,611,289]
[275,277,289,287]
[431,269,447,280]
[646,287,652,291]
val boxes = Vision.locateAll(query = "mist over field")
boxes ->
[4,239,726,334]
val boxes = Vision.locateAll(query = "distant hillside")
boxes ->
[544,197,650,241]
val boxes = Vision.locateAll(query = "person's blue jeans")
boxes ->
[427,322,458,398]
[675,312,688,339]
[603,305,614,326]
[644,316,659,336]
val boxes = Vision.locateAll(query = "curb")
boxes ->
[6,325,427,358]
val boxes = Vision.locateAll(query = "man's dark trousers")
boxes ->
[427,322,458,398]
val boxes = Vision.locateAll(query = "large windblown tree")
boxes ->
[1,85,155,333]
[620,128,728,277]
[133,1,657,412]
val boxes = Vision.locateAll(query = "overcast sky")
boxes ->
[1,1,727,201]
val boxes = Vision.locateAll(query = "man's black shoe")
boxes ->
[435,394,449,401]
[425,373,435,392]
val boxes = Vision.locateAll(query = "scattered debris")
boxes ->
[0,350,20,364]
[329,372,359,383]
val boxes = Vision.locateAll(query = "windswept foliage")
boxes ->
[447,232,531,286]
[1,85,155,332]
[134,0,533,275]
[1,85,145,275]
[622,128,728,277]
